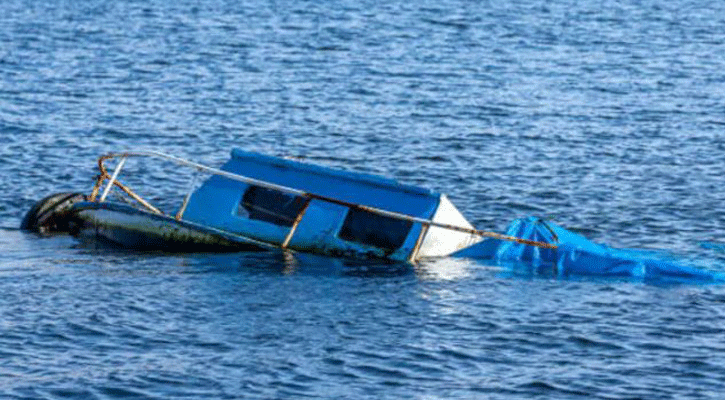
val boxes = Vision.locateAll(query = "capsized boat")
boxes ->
[22,149,531,260]
[21,149,724,282]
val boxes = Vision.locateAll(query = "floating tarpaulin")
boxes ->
[452,217,724,283]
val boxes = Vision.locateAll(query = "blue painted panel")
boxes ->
[283,199,423,261]
[285,200,349,249]
[183,180,290,244]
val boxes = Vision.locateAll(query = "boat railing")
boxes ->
[91,151,557,250]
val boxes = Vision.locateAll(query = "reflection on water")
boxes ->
[416,257,478,281]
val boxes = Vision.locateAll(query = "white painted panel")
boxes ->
[416,195,482,258]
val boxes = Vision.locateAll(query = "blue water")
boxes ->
[2,0,725,398]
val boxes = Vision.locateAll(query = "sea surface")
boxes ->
[2,0,725,398]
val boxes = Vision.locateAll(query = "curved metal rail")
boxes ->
[91,150,558,250]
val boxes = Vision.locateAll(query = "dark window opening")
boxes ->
[338,208,413,251]
[237,186,307,227]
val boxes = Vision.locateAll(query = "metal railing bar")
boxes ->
[281,198,312,249]
[175,168,200,220]
[409,223,431,262]
[99,156,127,202]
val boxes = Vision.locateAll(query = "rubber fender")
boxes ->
[20,192,87,234]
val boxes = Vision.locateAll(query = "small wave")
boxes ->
[98,386,159,400]
[517,380,591,397]
[567,335,626,351]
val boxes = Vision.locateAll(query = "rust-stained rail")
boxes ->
[91,154,163,215]
[91,151,558,250]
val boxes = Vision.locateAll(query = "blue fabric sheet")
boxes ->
[451,217,724,283]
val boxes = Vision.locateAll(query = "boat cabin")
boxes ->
[181,149,480,261]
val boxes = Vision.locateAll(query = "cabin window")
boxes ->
[338,208,412,251]
[236,186,307,227]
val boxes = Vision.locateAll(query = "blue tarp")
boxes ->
[452,217,724,283]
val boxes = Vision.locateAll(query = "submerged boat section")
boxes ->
[72,202,271,252]
[24,150,517,261]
